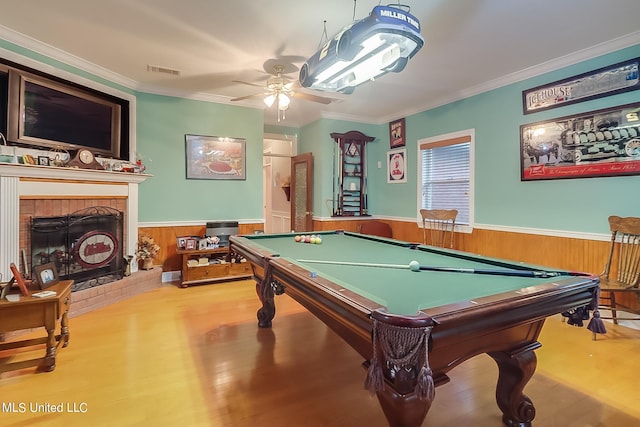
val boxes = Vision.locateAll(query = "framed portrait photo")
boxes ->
[38,156,50,166]
[34,263,59,289]
[185,238,198,250]
[176,236,188,249]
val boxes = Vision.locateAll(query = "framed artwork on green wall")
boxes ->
[185,134,246,180]
[522,57,640,114]
[387,148,407,183]
[520,102,640,181]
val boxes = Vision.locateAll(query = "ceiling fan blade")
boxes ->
[230,93,263,102]
[232,80,265,88]
[293,92,334,105]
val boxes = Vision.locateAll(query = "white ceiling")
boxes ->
[1,0,640,127]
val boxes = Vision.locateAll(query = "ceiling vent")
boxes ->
[147,64,181,76]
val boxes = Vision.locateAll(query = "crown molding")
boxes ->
[0,24,137,89]
[380,30,640,125]
[2,23,639,128]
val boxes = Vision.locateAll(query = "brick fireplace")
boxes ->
[0,163,150,300]
[28,203,125,291]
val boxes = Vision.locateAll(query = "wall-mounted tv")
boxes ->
[6,68,124,159]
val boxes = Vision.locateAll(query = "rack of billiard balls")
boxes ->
[294,234,323,244]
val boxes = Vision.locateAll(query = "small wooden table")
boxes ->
[177,247,251,287]
[0,280,72,373]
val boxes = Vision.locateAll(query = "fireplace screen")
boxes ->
[30,206,124,292]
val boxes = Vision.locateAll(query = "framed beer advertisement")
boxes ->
[389,118,406,148]
[520,102,640,181]
[523,58,640,114]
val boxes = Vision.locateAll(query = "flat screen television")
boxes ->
[6,68,124,158]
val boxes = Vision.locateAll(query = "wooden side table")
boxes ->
[177,247,252,287]
[0,280,72,373]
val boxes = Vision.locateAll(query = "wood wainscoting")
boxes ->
[144,220,608,275]
[313,219,609,274]
[138,223,264,272]
[142,219,633,309]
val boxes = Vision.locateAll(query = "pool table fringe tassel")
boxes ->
[365,318,435,404]
[586,285,607,336]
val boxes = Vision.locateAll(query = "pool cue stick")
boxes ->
[338,140,344,215]
[362,143,368,214]
[298,259,412,270]
[297,259,584,278]
[332,138,336,215]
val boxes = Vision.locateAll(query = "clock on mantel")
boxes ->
[66,149,104,170]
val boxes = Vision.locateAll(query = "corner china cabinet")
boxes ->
[330,131,375,216]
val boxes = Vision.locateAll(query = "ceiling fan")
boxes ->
[231,64,334,122]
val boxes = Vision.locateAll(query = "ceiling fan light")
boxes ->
[278,93,290,109]
[264,94,276,107]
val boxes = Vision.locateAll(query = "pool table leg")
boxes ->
[488,342,540,427]
[376,387,431,427]
[256,267,276,328]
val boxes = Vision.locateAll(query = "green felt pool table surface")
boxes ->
[240,231,564,315]
[230,230,600,427]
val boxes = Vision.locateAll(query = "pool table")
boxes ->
[229,231,599,427]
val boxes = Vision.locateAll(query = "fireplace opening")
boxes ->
[30,206,124,292]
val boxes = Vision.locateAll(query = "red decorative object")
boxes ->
[10,262,30,297]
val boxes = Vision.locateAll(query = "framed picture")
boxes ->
[387,148,407,183]
[9,262,30,296]
[523,58,640,114]
[22,154,36,165]
[185,134,246,180]
[176,236,188,249]
[389,118,406,148]
[34,263,59,289]
[1,278,14,300]
[520,102,640,181]
[185,237,198,250]
[38,155,50,166]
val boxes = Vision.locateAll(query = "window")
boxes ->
[417,130,474,226]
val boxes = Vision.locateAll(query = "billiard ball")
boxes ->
[316,237,322,244]
[295,235,302,242]
[409,260,420,271]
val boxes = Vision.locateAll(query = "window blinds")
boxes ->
[420,136,471,225]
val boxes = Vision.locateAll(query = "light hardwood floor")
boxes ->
[1,279,639,427]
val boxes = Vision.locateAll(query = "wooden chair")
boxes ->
[420,209,458,248]
[598,215,640,324]
[358,220,393,238]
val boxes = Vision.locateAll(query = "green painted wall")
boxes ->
[363,44,640,235]
[2,37,639,234]
[136,93,264,222]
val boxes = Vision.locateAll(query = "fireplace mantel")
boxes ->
[0,163,150,183]
[0,163,151,281]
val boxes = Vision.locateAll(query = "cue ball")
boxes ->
[409,260,420,271]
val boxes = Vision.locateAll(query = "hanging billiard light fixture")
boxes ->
[299,4,424,94]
